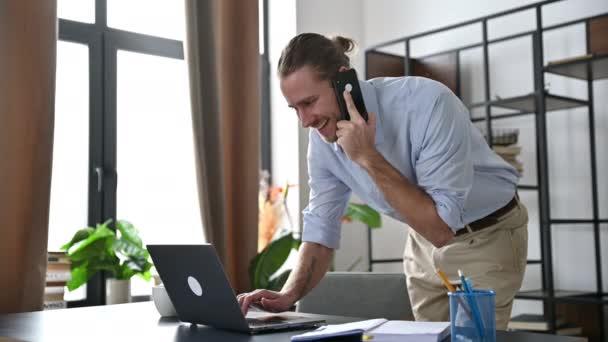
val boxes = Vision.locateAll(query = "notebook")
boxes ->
[367,320,451,342]
[291,319,450,342]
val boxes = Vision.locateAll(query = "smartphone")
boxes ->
[332,69,368,122]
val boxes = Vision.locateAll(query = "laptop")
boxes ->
[147,244,325,334]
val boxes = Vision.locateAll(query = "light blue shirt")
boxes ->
[302,76,519,249]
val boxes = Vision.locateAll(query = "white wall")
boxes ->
[293,0,608,318]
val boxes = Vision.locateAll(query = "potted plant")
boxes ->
[61,219,153,304]
[250,201,381,291]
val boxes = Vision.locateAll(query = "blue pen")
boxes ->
[458,269,486,341]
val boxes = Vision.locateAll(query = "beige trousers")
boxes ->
[403,198,528,330]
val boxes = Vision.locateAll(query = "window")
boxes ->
[50,0,271,305]
[58,0,95,23]
[49,41,89,253]
[50,0,202,305]
[107,0,186,40]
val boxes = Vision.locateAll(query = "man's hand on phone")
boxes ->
[237,290,296,315]
[336,90,378,165]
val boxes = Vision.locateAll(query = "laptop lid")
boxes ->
[148,244,250,332]
[147,244,324,334]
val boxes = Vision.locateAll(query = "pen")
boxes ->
[436,269,456,292]
[436,269,472,320]
[459,269,486,341]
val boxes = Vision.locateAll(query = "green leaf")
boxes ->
[136,269,152,282]
[249,233,295,289]
[344,203,382,228]
[112,239,146,259]
[115,220,142,248]
[66,224,115,258]
[267,269,291,292]
[115,263,136,280]
[60,227,94,251]
[66,262,89,291]
[68,239,112,262]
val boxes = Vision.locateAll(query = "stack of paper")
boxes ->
[291,319,450,342]
[368,320,451,342]
[291,319,387,341]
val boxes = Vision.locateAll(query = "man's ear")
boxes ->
[338,66,349,72]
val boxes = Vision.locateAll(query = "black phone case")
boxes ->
[332,69,368,121]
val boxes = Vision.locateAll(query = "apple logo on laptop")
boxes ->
[187,276,203,296]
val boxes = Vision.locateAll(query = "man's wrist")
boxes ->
[358,149,384,172]
[280,289,300,304]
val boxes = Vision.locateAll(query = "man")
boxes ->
[238,33,528,329]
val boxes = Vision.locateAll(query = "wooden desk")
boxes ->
[0,302,587,342]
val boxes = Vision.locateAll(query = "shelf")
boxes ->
[527,259,542,265]
[516,290,608,305]
[551,219,603,225]
[469,93,588,120]
[545,54,608,80]
[517,184,539,191]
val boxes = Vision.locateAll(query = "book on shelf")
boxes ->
[45,269,71,283]
[508,314,566,332]
[43,300,67,310]
[44,286,65,302]
[43,285,66,311]
[546,53,594,66]
[492,145,521,156]
[47,251,70,264]
[46,251,71,283]
[44,252,70,311]
[492,144,523,175]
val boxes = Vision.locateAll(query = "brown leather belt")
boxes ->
[455,195,519,237]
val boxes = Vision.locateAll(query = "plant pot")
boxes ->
[106,278,131,304]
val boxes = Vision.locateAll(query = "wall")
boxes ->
[294,0,608,318]
[294,0,371,272]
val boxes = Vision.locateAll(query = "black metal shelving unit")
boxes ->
[364,1,607,340]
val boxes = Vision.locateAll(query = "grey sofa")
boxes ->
[296,272,414,320]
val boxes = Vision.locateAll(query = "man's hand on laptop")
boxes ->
[237,290,296,315]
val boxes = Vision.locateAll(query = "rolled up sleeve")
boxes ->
[414,89,473,231]
[302,137,351,249]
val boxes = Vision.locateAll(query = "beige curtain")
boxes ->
[0,0,57,313]
[185,0,260,293]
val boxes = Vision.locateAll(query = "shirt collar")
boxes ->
[332,79,384,152]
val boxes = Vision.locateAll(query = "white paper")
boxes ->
[291,318,388,341]
[369,320,450,335]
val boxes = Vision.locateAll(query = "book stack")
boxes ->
[291,318,451,342]
[44,251,71,310]
[508,314,583,336]
[491,129,523,176]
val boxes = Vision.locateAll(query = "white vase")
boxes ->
[106,278,131,305]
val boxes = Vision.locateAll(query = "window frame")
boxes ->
[57,0,271,307]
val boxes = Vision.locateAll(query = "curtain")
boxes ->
[0,0,57,313]
[185,0,260,293]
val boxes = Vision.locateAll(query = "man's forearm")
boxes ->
[280,241,333,302]
[360,151,453,248]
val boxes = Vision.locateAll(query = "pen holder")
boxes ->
[449,290,496,342]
